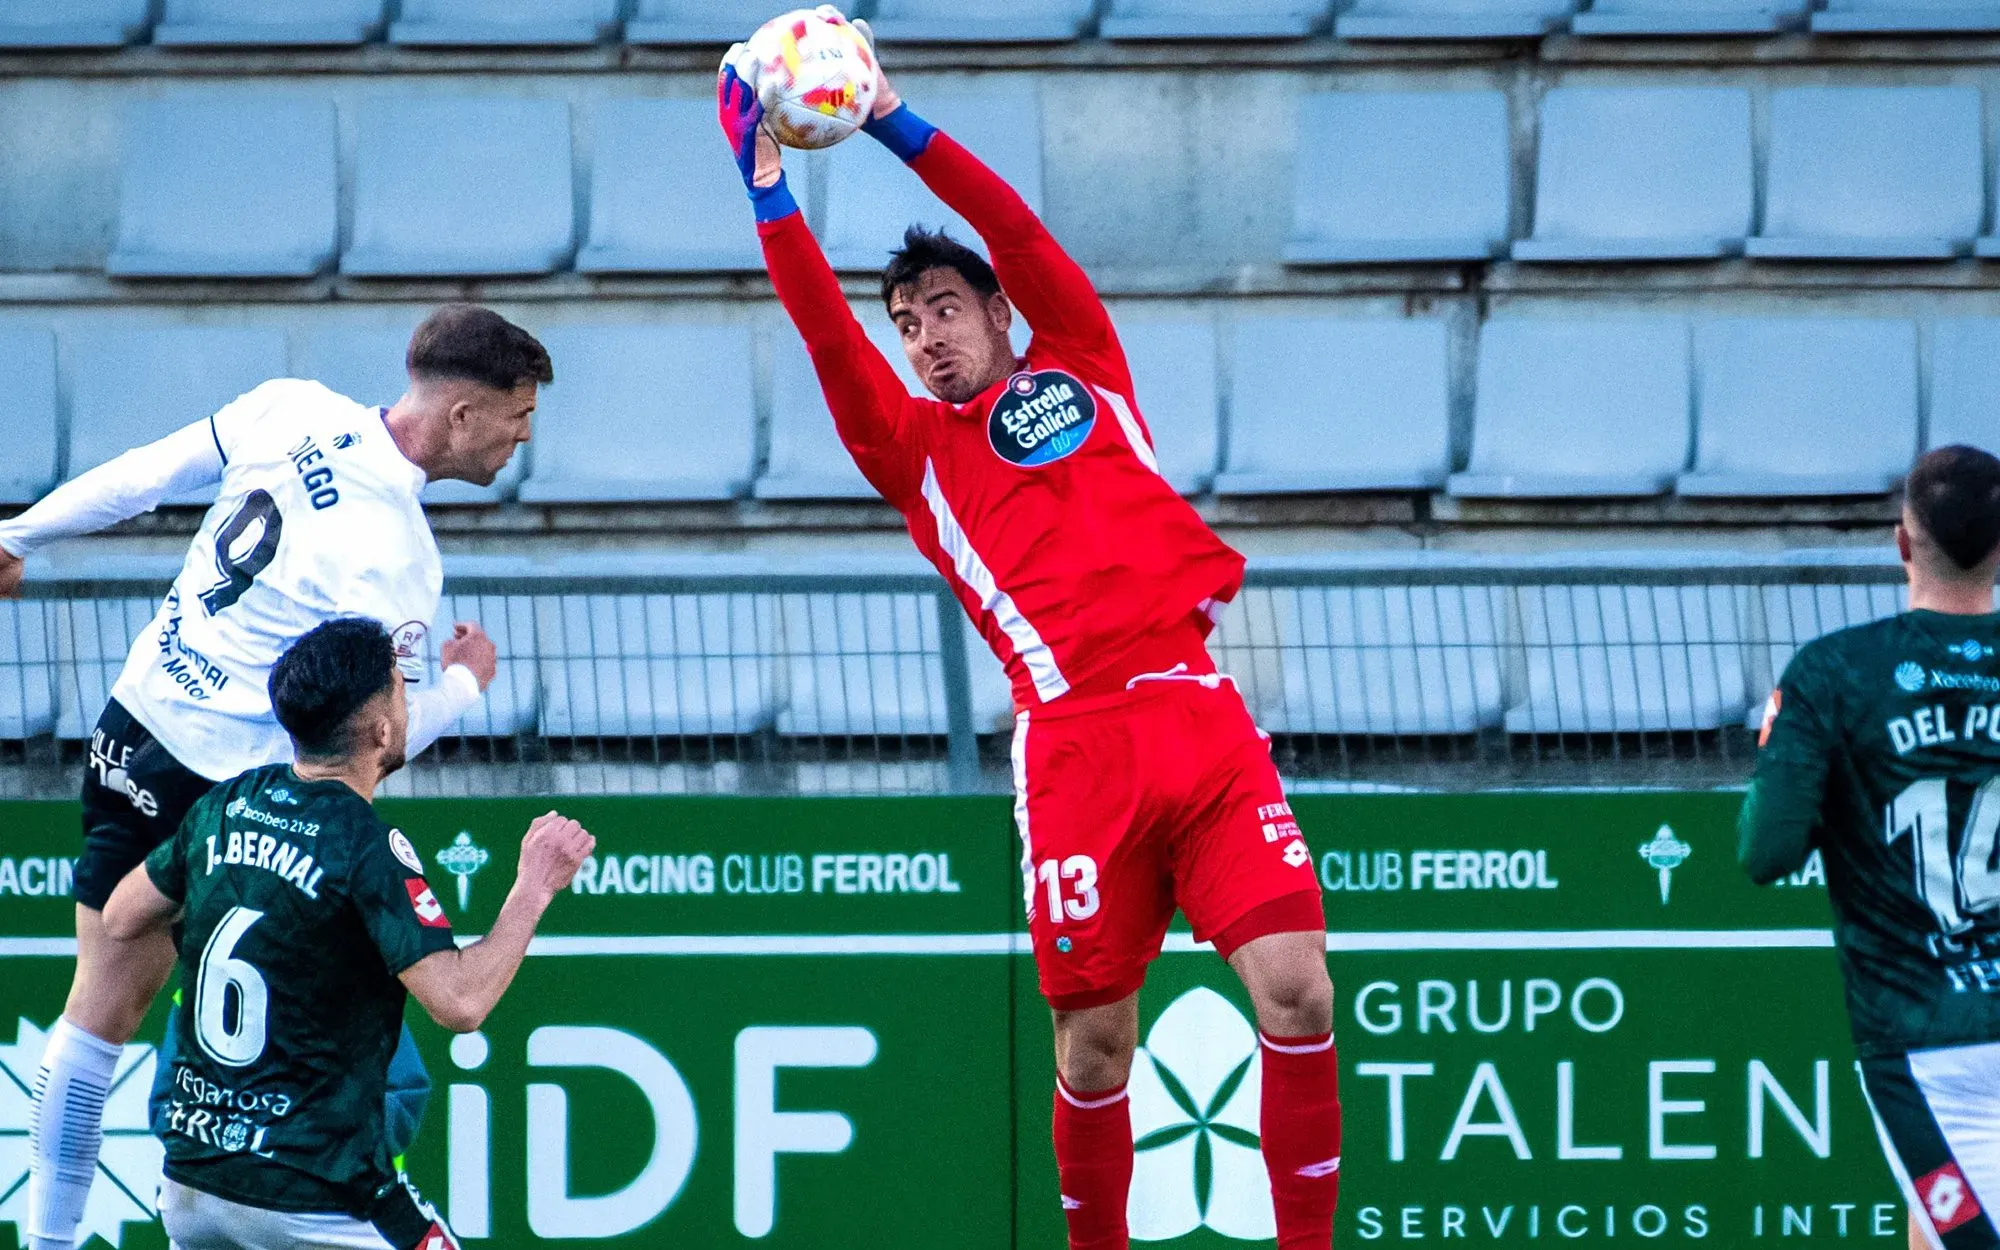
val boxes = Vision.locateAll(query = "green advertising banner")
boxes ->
[0,794,1903,1247]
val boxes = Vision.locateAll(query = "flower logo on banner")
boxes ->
[0,1017,164,1246]
[1127,988,1275,1242]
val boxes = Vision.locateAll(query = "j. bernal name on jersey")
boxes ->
[207,804,325,898]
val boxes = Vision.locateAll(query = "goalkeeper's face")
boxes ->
[888,269,1017,406]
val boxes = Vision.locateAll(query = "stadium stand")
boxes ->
[1451,319,1691,498]
[1812,0,2000,31]
[818,84,1044,270]
[1285,92,1510,263]
[1219,316,1451,493]
[107,96,338,278]
[1926,319,2000,455]
[1680,317,1918,496]
[624,0,763,43]
[290,325,523,505]
[579,99,765,273]
[758,317,909,501]
[52,594,157,740]
[1570,0,1810,32]
[0,0,149,47]
[65,326,289,507]
[0,329,57,506]
[1748,87,1983,260]
[1099,0,1331,39]
[429,584,541,737]
[1336,0,1578,38]
[1507,584,1749,734]
[1112,313,1219,495]
[867,0,1097,43]
[0,603,54,740]
[775,594,951,736]
[388,0,621,45]
[153,0,388,46]
[1513,87,1753,262]
[518,323,757,503]
[342,98,576,277]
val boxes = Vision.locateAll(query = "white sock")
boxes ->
[27,1016,124,1250]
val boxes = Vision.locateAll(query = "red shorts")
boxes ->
[1010,669,1325,1011]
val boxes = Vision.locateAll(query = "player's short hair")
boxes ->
[406,304,554,392]
[881,226,1001,311]
[1907,444,2000,572]
[270,617,399,761]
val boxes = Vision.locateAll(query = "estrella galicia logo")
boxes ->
[1896,661,1928,694]
[988,369,1096,468]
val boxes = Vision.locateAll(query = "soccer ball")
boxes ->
[747,8,877,151]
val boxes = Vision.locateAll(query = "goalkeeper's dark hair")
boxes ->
[881,226,1000,309]
[1907,445,2000,572]
[407,303,553,392]
[270,618,399,761]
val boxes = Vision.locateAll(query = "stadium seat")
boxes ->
[776,593,953,736]
[1218,316,1451,493]
[758,316,910,501]
[389,0,619,45]
[1748,88,1982,260]
[1507,584,1749,734]
[819,85,1043,271]
[1450,319,1691,498]
[1513,87,1753,262]
[1813,0,2000,31]
[518,323,755,503]
[1680,318,1917,497]
[1337,0,1578,38]
[53,595,158,740]
[107,97,338,279]
[579,99,764,273]
[0,603,54,740]
[1111,314,1219,495]
[1572,0,1808,33]
[427,589,539,738]
[154,0,386,45]
[67,326,289,506]
[342,99,575,277]
[0,0,149,47]
[291,325,521,504]
[1285,92,1510,264]
[1100,0,1331,38]
[0,329,58,505]
[867,0,1095,42]
[1758,583,1904,697]
[1215,582,1506,735]
[1928,319,2000,455]
[535,591,779,736]
[624,0,762,43]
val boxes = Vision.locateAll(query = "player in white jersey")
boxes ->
[0,304,552,1250]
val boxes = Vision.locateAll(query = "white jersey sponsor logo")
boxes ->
[112,380,443,781]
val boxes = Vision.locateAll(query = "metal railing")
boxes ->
[0,553,1910,797]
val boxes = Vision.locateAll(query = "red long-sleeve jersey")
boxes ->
[760,132,1246,710]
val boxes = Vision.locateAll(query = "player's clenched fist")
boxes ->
[0,546,20,599]
[518,810,594,900]
[440,621,497,691]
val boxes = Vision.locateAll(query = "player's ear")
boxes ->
[987,292,1012,335]
[1896,522,1914,565]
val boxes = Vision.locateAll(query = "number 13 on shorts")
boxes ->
[1036,855,1101,922]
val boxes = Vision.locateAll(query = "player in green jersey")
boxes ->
[1742,446,2000,1250]
[102,617,594,1249]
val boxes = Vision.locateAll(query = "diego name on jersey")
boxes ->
[114,380,444,782]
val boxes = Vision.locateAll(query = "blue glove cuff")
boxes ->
[863,103,937,163]
[749,171,800,223]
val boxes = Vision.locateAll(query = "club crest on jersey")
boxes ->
[405,879,449,928]
[988,369,1096,468]
[391,621,427,684]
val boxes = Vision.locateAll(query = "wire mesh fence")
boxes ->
[0,557,1910,797]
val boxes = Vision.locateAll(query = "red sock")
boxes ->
[1259,1033,1342,1250]
[1052,1077,1133,1250]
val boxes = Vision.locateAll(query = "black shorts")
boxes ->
[1860,1044,2000,1249]
[78,699,215,910]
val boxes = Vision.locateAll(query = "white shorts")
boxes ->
[1861,1040,2000,1250]
[158,1177,457,1250]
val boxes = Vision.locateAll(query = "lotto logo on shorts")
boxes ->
[405,879,449,928]
[1916,1161,1983,1233]
[416,1224,457,1250]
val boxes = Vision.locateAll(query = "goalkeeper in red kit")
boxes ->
[718,17,1340,1250]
